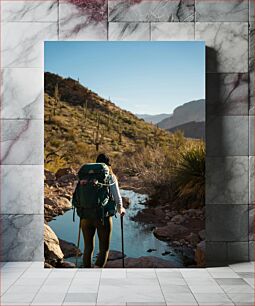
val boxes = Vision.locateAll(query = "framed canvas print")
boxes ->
[44,41,205,268]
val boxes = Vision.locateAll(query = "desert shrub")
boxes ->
[172,142,205,204]
[45,155,67,173]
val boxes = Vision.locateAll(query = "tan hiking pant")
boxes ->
[80,217,112,268]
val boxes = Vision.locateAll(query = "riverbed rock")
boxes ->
[59,261,76,268]
[44,169,56,185]
[184,208,204,219]
[185,232,200,246]
[131,208,156,225]
[198,229,206,240]
[153,222,189,241]
[107,250,126,261]
[44,224,64,260]
[122,197,131,209]
[44,197,56,206]
[147,248,157,253]
[166,210,178,219]
[55,167,76,179]
[181,245,195,266]
[195,240,205,267]
[57,174,77,186]
[171,214,185,225]
[55,197,72,211]
[105,256,180,268]
[44,262,54,268]
[154,207,165,218]
[59,238,82,258]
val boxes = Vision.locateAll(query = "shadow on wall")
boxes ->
[205,46,227,267]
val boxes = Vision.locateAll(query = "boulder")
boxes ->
[44,262,54,268]
[153,222,189,241]
[55,168,76,179]
[55,197,72,211]
[182,246,196,266]
[58,261,76,268]
[107,250,126,261]
[147,248,157,253]
[44,169,56,185]
[166,210,178,219]
[195,240,205,267]
[122,197,131,209]
[198,229,206,240]
[59,238,82,258]
[44,224,64,260]
[185,232,200,246]
[44,197,56,206]
[171,214,185,225]
[154,207,165,218]
[105,256,180,268]
[57,173,77,184]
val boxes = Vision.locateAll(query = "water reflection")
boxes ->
[49,189,183,267]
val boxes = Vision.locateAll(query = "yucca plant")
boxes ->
[172,143,205,205]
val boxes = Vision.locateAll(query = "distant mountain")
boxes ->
[158,99,205,130]
[136,113,171,124]
[168,121,205,140]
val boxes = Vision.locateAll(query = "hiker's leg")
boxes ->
[81,218,96,268]
[95,217,113,268]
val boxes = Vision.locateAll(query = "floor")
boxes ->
[0,262,254,305]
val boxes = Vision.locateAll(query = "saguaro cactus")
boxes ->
[53,83,60,116]
[83,98,88,125]
[93,113,104,151]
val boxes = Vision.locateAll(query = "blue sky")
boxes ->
[45,41,205,115]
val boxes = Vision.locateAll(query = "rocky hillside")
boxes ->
[168,121,205,140]
[44,72,175,172]
[158,99,205,130]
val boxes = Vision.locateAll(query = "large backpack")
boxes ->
[72,163,117,221]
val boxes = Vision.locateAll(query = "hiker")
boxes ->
[72,153,125,268]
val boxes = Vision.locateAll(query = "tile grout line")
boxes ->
[154,269,167,306]
[29,266,60,305]
[1,262,33,296]
[178,268,199,305]
[95,268,102,306]
[207,266,241,305]
[61,268,79,305]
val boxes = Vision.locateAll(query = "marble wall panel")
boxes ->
[206,157,249,205]
[206,116,248,156]
[0,214,44,262]
[151,22,194,40]
[196,0,248,22]
[1,68,43,119]
[195,22,248,73]
[206,205,249,242]
[59,0,107,40]
[206,73,248,116]
[108,0,195,22]
[1,165,43,214]
[1,22,58,68]
[1,120,43,165]
[1,0,58,22]
[109,22,150,40]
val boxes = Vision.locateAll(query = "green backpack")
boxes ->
[72,163,117,221]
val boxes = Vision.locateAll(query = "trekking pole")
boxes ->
[75,219,81,267]
[121,215,125,268]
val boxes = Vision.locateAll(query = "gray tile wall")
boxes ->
[0,0,253,265]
